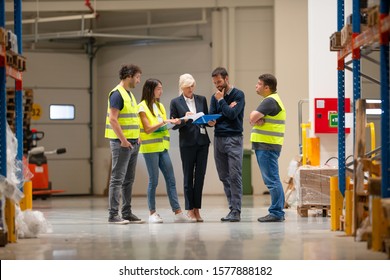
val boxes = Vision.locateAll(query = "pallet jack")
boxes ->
[27,129,66,199]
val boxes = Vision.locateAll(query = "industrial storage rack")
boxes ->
[336,0,389,199]
[0,0,24,244]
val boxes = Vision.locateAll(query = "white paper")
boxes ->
[180,112,204,121]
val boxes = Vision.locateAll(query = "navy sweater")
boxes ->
[209,87,245,137]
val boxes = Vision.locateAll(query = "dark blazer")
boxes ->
[170,94,211,148]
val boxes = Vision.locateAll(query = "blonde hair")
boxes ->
[178,73,196,95]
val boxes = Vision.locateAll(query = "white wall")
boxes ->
[274,0,309,181]
[308,0,354,165]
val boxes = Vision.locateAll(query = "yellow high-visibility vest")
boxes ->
[138,100,170,153]
[250,93,286,145]
[105,85,140,139]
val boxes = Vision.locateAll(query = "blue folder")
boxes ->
[193,114,222,124]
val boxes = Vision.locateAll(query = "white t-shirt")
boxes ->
[138,103,163,122]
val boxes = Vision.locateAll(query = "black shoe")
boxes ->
[108,215,130,224]
[229,210,241,222]
[221,210,241,222]
[221,210,233,222]
[123,213,145,224]
[257,214,285,223]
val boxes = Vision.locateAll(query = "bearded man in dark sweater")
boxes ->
[208,67,245,222]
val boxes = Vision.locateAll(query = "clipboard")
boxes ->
[192,114,222,124]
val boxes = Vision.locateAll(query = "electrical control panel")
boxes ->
[314,98,351,134]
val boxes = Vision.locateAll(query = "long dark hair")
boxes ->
[141,78,162,117]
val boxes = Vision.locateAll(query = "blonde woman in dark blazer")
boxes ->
[170,73,210,222]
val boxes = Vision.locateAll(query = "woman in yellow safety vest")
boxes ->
[138,78,195,224]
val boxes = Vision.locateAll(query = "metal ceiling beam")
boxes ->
[6,13,96,25]
[5,0,273,12]
[95,8,207,32]
[22,30,201,42]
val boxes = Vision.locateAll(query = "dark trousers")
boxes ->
[214,136,243,212]
[180,144,209,210]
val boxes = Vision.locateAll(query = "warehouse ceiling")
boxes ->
[3,0,216,53]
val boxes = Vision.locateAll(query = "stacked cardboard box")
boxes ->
[297,167,338,206]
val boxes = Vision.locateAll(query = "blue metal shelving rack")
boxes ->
[0,0,24,244]
[0,0,24,178]
[0,1,6,180]
[337,0,347,196]
[379,0,390,199]
[337,0,390,199]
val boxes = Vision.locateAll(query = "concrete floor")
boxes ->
[0,194,388,260]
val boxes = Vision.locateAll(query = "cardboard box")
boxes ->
[298,167,338,206]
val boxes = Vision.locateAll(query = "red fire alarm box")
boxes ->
[314,98,351,134]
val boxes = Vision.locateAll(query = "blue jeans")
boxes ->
[108,140,139,218]
[143,150,181,212]
[214,136,243,212]
[255,149,285,218]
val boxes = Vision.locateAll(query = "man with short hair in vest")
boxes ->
[250,73,286,222]
[105,64,144,224]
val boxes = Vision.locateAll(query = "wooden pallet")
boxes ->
[384,239,390,259]
[330,32,342,51]
[284,178,295,208]
[367,5,379,27]
[0,229,7,247]
[0,28,7,46]
[298,205,330,217]
[4,50,27,71]
[5,51,13,66]
[15,54,26,71]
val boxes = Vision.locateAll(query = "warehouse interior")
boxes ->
[1,0,390,262]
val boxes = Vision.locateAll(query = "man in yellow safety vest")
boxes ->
[105,64,144,224]
[250,73,286,222]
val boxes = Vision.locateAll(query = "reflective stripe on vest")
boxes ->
[250,93,286,145]
[105,85,140,139]
[138,100,170,153]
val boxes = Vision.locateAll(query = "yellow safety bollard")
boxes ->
[20,181,33,211]
[307,137,320,166]
[330,176,343,231]
[371,196,382,251]
[344,177,353,235]
[5,198,17,243]
[300,122,311,165]
[366,122,376,164]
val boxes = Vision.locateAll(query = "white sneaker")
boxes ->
[174,212,197,223]
[149,213,163,223]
